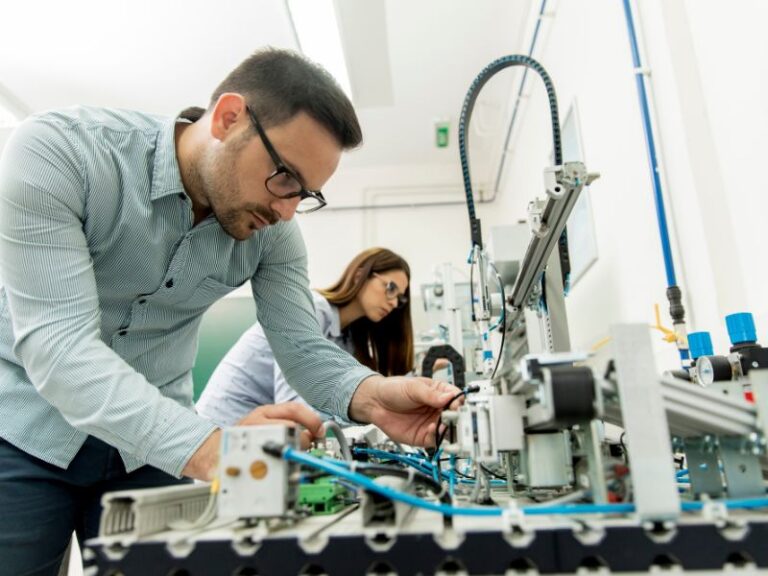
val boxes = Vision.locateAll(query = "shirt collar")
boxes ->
[150,113,194,201]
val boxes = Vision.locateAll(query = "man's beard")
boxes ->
[199,139,278,240]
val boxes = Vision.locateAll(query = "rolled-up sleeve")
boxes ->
[251,221,377,421]
[0,118,215,477]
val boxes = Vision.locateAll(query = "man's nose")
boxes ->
[271,196,301,221]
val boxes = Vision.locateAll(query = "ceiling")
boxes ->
[1,0,532,180]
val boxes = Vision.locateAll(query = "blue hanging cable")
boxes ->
[623,0,676,288]
[621,0,689,363]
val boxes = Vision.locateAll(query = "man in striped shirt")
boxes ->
[0,48,461,575]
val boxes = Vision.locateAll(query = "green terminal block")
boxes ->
[299,477,348,515]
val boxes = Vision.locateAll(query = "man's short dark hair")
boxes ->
[210,48,362,149]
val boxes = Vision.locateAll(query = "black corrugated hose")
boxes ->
[458,55,562,249]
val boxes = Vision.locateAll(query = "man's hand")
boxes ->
[349,375,463,447]
[184,402,324,481]
[237,402,324,448]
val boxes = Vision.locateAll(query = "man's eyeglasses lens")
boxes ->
[266,171,324,214]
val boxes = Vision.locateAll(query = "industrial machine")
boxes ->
[83,55,768,575]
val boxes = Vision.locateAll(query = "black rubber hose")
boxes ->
[459,55,561,248]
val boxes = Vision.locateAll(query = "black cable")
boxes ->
[489,263,506,380]
[444,387,478,411]
[469,249,476,322]
[480,464,508,481]
[450,465,505,482]
[491,326,506,380]
[619,432,628,465]
[434,385,481,452]
[459,55,561,247]
[363,464,450,504]
[453,468,475,480]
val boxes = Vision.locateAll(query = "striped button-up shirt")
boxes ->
[0,106,376,477]
[196,291,356,427]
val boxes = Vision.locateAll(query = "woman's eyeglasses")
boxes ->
[373,273,408,308]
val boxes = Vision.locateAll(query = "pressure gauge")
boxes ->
[696,355,732,386]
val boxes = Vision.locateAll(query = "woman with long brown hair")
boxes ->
[197,247,413,426]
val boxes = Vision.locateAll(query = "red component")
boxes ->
[613,464,629,478]
[745,391,755,403]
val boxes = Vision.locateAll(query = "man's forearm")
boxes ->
[181,429,221,482]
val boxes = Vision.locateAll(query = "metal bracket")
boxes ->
[611,324,680,521]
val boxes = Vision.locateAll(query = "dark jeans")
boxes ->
[0,435,188,576]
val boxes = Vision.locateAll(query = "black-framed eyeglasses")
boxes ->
[246,106,327,214]
[373,273,409,309]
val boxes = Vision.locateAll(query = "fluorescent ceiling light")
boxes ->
[287,0,353,99]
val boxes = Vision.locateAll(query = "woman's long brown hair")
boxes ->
[318,247,413,376]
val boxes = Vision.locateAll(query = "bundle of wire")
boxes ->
[353,447,506,488]
[264,443,768,518]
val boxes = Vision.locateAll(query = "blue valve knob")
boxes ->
[688,332,713,360]
[726,312,757,346]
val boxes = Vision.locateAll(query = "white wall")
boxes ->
[482,0,681,362]
[479,0,768,364]
[679,0,768,340]
[301,0,768,369]
[300,161,471,290]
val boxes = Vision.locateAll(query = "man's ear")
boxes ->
[209,93,248,142]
